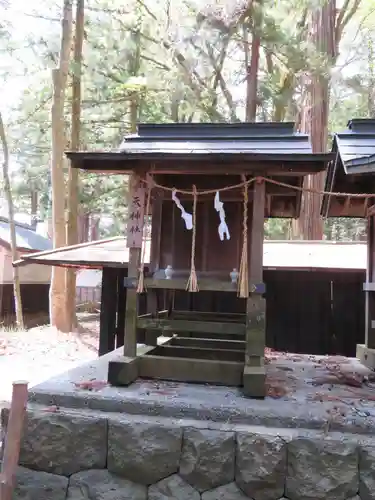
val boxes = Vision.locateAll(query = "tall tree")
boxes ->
[245,0,262,121]
[297,0,361,239]
[0,112,24,329]
[65,0,85,331]
[50,0,73,332]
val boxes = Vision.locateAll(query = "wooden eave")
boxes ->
[322,131,375,218]
[66,151,332,176]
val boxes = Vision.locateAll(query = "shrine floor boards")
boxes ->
[25,344,375,436]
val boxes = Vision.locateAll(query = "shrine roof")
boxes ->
[66,122,332,175]
[322,118,375,217]
[13,237,366,272]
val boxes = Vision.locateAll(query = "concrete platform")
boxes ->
[27,346,375,435]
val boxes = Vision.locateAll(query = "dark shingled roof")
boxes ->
[118,122,313,155]
[322,119,375,217]
[66,122,332,173]
[334,119,375,174]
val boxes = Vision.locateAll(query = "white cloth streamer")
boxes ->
[214,191,230,241]
[172,190,193,230]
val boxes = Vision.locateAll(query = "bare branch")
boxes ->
[336,0,362,44]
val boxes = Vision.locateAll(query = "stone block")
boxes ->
[148,474,200,500]
[67,469,147,500]
[18,410,107,476]
[243,365,266,398]
[286,437,358,500]
[179,428,235,492]
[202,482,250,500]
[235,432,286,500]
[107,420,182,485]
[359,445,375,500]
[13,466,68,500]
[107,357,139,386]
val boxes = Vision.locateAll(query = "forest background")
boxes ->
[0,0,374,329]
[1,0,374,242]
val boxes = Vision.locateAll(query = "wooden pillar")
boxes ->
[243,179,266,398]
[123,249,140,356]
[357,215,375,367]
[108,174,144,386]
[367,216,375,348]
[99,267,117,356]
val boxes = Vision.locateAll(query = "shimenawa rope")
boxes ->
[186,185,199,292]
[140,175,374,199]
[237,175,249,298]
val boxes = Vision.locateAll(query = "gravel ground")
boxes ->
[0,316,99,404]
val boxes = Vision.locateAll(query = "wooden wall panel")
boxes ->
[158,198,252,273]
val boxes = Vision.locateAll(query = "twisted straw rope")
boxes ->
[140,175,374,199]
[238,175,249,298]
[186,185,199,292]
[136,176,152,293]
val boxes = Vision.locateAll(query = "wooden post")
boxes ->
[0,381,28,500]
[367,216,375,348]
[124,248,141,356]
[358,214,375,367]
[108,174,143,386]
[243,179,266,398]
[98,267,117,356]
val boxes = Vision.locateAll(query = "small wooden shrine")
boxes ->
[67,122,331,397]
[322,118,375,370]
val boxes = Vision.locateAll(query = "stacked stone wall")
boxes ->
[3,408,375,500]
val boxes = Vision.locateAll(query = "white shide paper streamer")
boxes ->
[172,189,193,230]
[214,191,230,241]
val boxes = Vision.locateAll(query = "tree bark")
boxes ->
[50,0,73,332]
[297,0,336,240]
[66,0,84,332]
[30,189,38,230]
[0,112,24,329]
[297,0,362,239]
[245,0,261,121]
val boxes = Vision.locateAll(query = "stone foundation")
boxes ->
[2,406,375,500]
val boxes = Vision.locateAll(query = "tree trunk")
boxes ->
[65,0,84,332]
[30,189,38,230]
[50,0,73,332]
[297,0,336,239]
[0,112,24,329]
[245,0,261,122]
[368,34,375,117]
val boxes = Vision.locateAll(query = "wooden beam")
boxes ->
[169,336,246,351]
[124,276,266,294]
[146,344,244,361]
[172,310,246,321]
[138,354,243,386]
[137,318,246,336]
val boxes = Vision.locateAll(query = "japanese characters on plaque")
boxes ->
[126,183,145,248]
